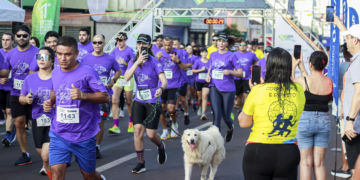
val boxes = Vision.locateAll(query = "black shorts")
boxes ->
[10,96,31,119]
[235,79,250,95]
[0,90,11,110]
[161,88,178,105]
[178,83,188,97]
[345,136,360,169]
[132,100,161,130]
[194,81,209,91]
[31,119,50,149]
[100,101,111,121]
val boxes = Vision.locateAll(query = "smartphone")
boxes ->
[141,46,148,55]
[251,65,261,85]
[294,45,301,59]
[342,135,352,144]
[326,6,335,22]
[172,52,177,56]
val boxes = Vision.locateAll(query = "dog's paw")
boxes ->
[200,175,207,180]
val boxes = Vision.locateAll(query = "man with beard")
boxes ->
[4,25,39,165]
[152,35,164,55]
[77,28,94,62]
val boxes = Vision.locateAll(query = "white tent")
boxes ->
[0,0,25,22]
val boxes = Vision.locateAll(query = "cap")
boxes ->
[200,47,208,52]
[264,46,273,52]
[340,24,360,39]
[116,32,127,40]
[218,32,228,41]
[137,34,151,44]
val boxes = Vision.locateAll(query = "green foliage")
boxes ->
[224,24,242,38]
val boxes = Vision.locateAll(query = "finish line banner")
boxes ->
[32,0,61,46]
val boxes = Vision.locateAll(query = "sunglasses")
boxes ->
[240,44,247,46]
[36,54,51,61]
[16,34,29,38]
[92,41,103,45]
[212,39,218,41]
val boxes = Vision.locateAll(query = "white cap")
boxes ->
[340,24,360,39]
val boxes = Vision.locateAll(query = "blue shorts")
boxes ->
[188,78,195,87]
[296,111,331,149]
[49,131,97,173]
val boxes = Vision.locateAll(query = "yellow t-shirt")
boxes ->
[207,45,217,59]
[253,49,265,59]
[243,83,305,144]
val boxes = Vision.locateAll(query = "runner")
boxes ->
[77,28,94,62]
[19,47,55,177]
[257,46,273,79]
[0,32,16,145]
[152,35,163,55]
[207,34,219,59]
[192,47,210,120]
[251,42,264,60]
[185,44,199,112]
[205,32,243,142]
[82,34,121,159]
[43,36,107,180]
[109,32,135,134]
[246,43,252,52]
[233,40,259,113]
[124,34,167,173]
[30,31,60,72]
[5,25,39,164]
[156,36,188,140]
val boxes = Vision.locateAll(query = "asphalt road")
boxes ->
[0,106,346,180]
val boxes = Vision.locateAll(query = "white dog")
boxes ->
[181,125,226,180]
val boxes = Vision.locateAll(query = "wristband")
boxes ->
[160,87,165,92]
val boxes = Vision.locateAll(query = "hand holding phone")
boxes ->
[294,45,301,59]
[251,65,261,85]
[141,46,148,55]
[326,6,335,22]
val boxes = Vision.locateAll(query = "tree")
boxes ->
[224,24,242,38]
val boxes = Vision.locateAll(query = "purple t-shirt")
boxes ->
[187,54,199,79]
[51,62,107,143]
[179,49,188,85]
[257,58,267,79]
[5,45,39,96]
[81,53,121,96]
[110,46,136,76]
[127,56,164,103]
[159,48,183,89]
[21,73,55,119]
[77,42,94,62]
[0,52,8,70]
[30,55,60,71]
[152,44,162,56]
[193,59,210,83]
[233,51,259,80]
[0,49,12,91]
[209,51,241,92]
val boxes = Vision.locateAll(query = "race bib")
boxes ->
[56,107,80,123]
[13,79,24,90]
[212,70,224,80]
[100,76,108,86]
[36,114,51,127]
[118,79,130,87]
[187,70,193,76]
[137,89,152,100]
[165,71,173,79]
[199,73,207,80]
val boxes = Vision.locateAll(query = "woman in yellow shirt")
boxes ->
[238,48,306,180]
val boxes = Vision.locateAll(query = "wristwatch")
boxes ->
[346,116,355,121]
[160,87,165,92]
[177,60,182,64]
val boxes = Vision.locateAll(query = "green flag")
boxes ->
[32,0,61,47]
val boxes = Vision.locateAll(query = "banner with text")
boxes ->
[32,0,61,46]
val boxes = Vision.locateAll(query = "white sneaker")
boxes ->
[101,174,106,180]
[171,123,179,138]
[0,120,5,125]
[160,129,169,140]
[119,110,125,117]
[39,166,47,175]
[197,108,202,116]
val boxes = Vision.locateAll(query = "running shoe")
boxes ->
[171,123,179,138]
[157,142,167,164]
[15,153,32,166]
[197,108,202,116]
[132,162,146,173]
[200,114,207,120]
[2,134,10,147]
[128,122,134,133]
[192,104,197,112]
[39,166,47,175]
[108,125,121,134]
[160,130,170,140]
[184,115,190,126]
[9,127,16,143]
[119,110,125,118]
[331,168,351,178]
[225,125,234,142]
[96,147,102,159]
[0,120,5,125]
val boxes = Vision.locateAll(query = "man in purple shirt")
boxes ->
[82,34,121,159]
[0,32,16,144]
[77,28,94,62]
[43,36,108,180]
[233,40,259,113]
[5,25,39,165]
[152,35,163,56]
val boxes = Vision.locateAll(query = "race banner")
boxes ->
[343,0,348,28]
[348,0,359,27]
[32,0,61,46]
[328,0,340,114]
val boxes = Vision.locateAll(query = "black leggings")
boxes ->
[243,143,300,180]
[31,119,50,149]
[118,90,125,110]
[210,86,234,130]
